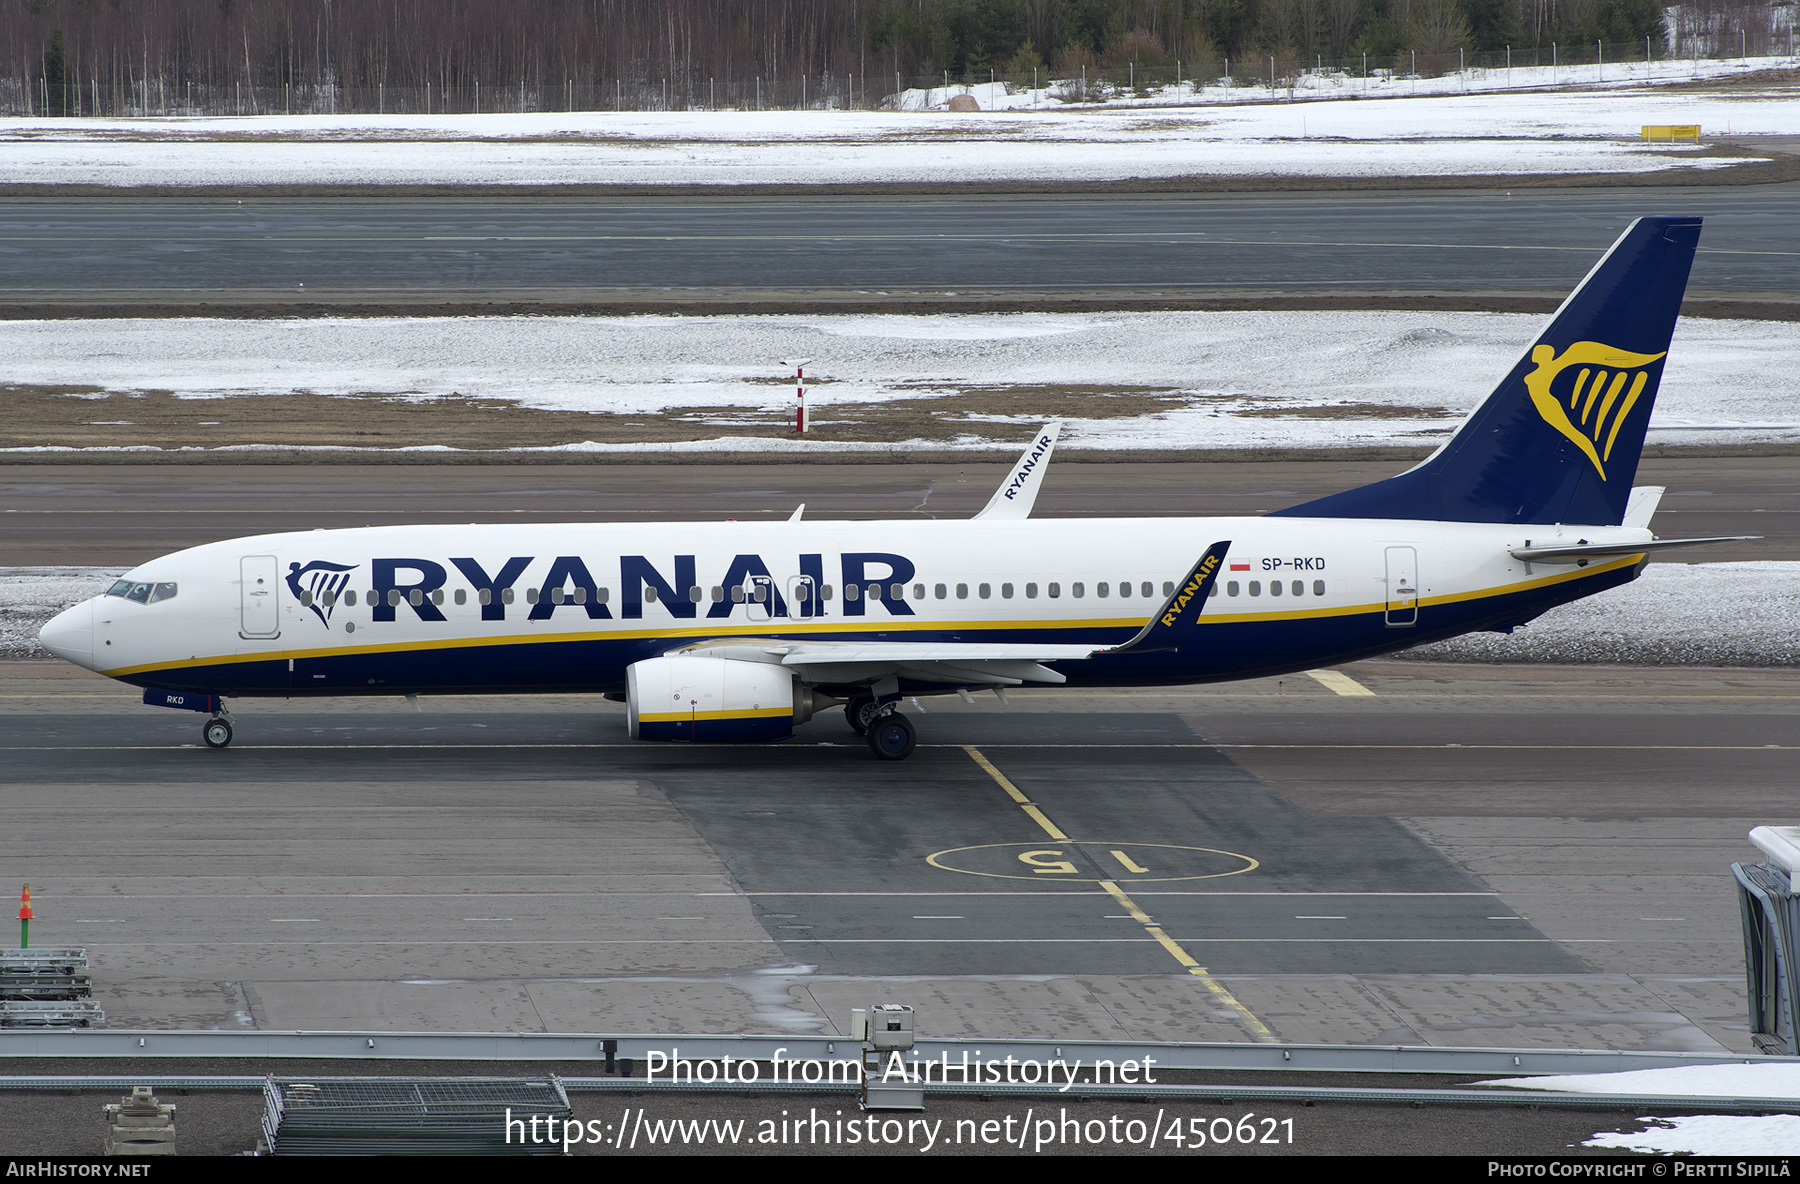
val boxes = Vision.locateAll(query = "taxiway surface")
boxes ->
[2,456,1792,565]
[0,659,1787,1052]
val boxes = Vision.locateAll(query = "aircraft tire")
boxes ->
[866,712,916,761]
[846,696,880,736]
[203,718,234,749]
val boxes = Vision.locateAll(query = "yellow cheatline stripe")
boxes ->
[636,707,792,723]
[966,747,1276,1044]
[1305,669,1376,697]
[100,555,1643,680]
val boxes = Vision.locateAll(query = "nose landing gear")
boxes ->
[203,713,233,749]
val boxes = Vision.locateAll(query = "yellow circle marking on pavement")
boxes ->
[926,841,1259,883]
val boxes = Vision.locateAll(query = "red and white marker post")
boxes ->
[781,357,814,434]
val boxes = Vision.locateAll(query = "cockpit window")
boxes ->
[105,580,177,604]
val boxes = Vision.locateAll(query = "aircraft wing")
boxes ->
[774,642,1101,686]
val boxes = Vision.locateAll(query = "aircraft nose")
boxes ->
[39,599,95,667]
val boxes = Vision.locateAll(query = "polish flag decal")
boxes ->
[1230,563,1251,571]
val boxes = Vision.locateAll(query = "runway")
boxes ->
[3,185,1797,312]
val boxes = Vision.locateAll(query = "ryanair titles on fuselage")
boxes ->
[285,551,925,627]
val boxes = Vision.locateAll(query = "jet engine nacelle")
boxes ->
[627,655,820,743]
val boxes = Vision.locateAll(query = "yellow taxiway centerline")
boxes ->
[962,744,1277,1043]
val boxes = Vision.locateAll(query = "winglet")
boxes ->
[788,503,806,523]
[1105,541,1232,655]
[973,421,1061,520]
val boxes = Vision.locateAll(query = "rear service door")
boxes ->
[240,555,281,638]
[1384,546,1418,627]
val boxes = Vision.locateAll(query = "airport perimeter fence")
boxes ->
[2,36,1795,118]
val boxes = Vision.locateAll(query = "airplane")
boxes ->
[38,216,1750,760]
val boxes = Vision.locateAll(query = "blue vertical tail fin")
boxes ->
[1272,216,1702,526]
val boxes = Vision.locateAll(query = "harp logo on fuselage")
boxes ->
[1522,340,1667,481]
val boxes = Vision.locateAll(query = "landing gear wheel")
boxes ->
[203,718,233,749]
[866,711,916,761]
[846,696,882,736]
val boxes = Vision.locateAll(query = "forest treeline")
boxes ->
[1,0,1776,95]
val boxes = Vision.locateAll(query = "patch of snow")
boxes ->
[1399,562,1800,667]
[1584,1114,1800,1155]
[1,311,1794,454]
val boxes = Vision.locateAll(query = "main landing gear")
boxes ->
[846,694,916,760]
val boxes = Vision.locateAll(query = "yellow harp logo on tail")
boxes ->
[1523,341,1666,481]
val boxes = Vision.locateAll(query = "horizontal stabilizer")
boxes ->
[1510,536,1755,562]
[1622,486,1664,529]
[1106,541,1231,655]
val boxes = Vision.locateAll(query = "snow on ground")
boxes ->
[1485,1063,1800,1154]
[2,311,1794,454]
[1585,1114,1800,1155]
[4,561,1794,665]
[0,66,1793,186]
[1399,562,1800,667]
[0,569,122,662]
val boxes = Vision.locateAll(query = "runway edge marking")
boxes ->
[960,744,1278,1044]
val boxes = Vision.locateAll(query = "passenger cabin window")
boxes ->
[1071,583,1083,598]
[956,583,968,599]
[1001,583,1014,599]
[1141,582,1153,598]
[1270,580,1282,597]
[1162,581,1174,596]
[1025,583,1038,599]
[1248,581,1261,596]
[526,588,539,604]
[1097,582,1109,598]
[978,583,991,599]
[1292,581,1305,597]
[501,588,514,605]
[643,585,658,603]
[1313,580,1326,596]
[1227,581,1239,597]
[345,590,358,606]
[1118,580,1131,598]
[454,589,467,606]
[846,584,861,601]
[1208,584,1219,597]
[1047,583,1060,598]
[821,585,834,601]
[935,584,948,600]
[913,583,925,600]
[688,586,703,603]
